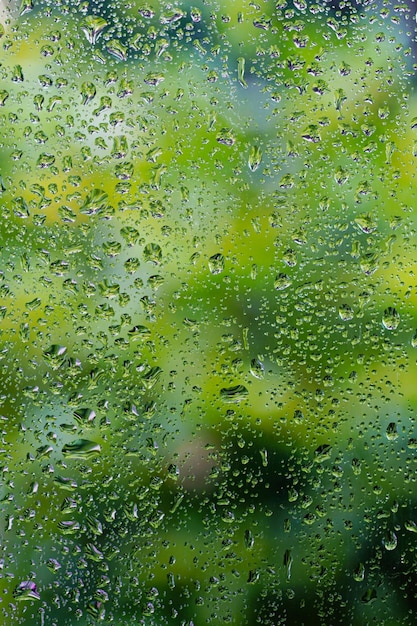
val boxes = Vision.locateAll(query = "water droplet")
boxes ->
[62,439,101,459]
[361,588,377,604]
[302,125,321,143]
[411,330,417,348]
[19,0,33,16]
[274,273,291,291]
[248,145,262,172]
[283,549,293,580]
[353,563,365,582]
[253,16,271,30]
[237,57,248,88]
[143,243,162,265]
[247,569,259,583]
[106,39,128,61]
[54,475,78,491]
[334,166,349,185]
[73,408,96,426]
[250,358,264,380]
[217,128,235,146]
[144,72,165,86]
[13,581,40,601]
[43,345,67,368]
[12,65,24,82]
[382,307,400,331]
[279,174,294,189]
[127,325,151,341]
[0,90,9,106]
[244,529,254,548]
[355,213,377,234]
[81,82,96,105]
[81,15,108,44]
[208,253,225,274]
[85,543,104,562]
[80,189,108,215]
[259,449,268,467]
[160,9,185,24]
[283,248,297,267]
[386,422,398,441]
[405,520,417,533]
[382,530,397,551]
[142,366,163,389]
[293,409,304,424]
[37,153,55,168]
[314,444,332,463]
[360,252,379,276]
[338,304,353,321]
[190,7,202,22]
[220,385,249,403]
[46,559,61,573]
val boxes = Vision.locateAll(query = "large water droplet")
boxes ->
[62,439,101,459]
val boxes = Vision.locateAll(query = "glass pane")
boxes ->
[0,1,416,624]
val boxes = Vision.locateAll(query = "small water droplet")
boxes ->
[382,307,400,330]
[106,39,128,61]
[208,253,225,274]
[274,273,291,290]
[237,57,248,88]
[385,422,398,441]
[0,90,9,106]
[338,304,353,321]
[405,520,417,533]
[314,444,332,463]
[19,0,34,16]
[353,563,365,582]
[283,549,293,580]
[81,82,96,105]
[46,559,61,573]
[244,529,254,548]
[81,15,108,44]
[248,145,262,171]
[143,243,162,265]
[382,530,397,551]
[250,358,264,380]
[217,128,235,146]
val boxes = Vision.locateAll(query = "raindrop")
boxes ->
[248,145,262,172]
[353,563,365,582]
[338,304,354,321]
[19,0,33,16]
[382,307,400,331]
[274,273,292,291]
[208,253,225,274]
[382,530,397,551]
[237,57,248,88]
[385,422,398,441]
[81,15,108,44]
[250,358,264,380]
[62,439,101,459]
[220,385,249,403]
[81,82,96,105]
[13,581,40,601]
[106,40,128,61]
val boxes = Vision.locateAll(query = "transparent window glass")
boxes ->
[1,0,416,624]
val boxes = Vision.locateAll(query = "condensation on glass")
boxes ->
[0,1,416,624]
